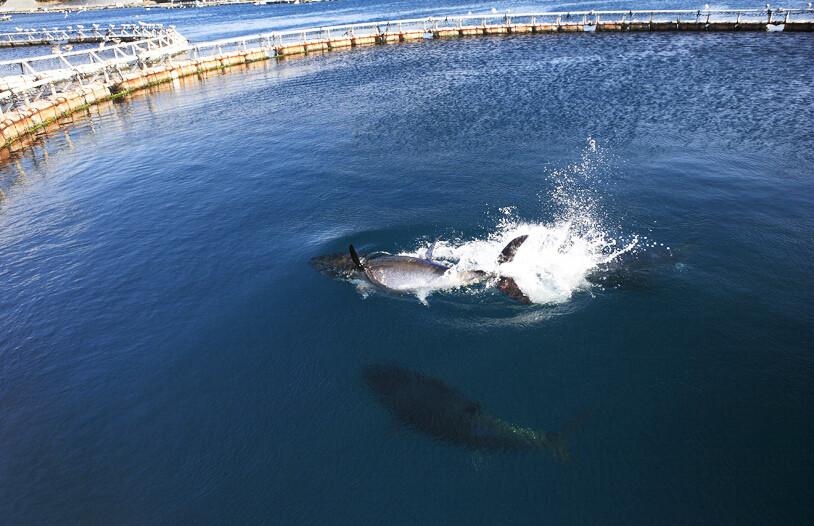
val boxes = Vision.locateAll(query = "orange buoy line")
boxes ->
[1,7,812,150]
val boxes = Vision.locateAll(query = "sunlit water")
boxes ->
[1,1,813,524]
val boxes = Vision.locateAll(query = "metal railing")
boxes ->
[0,23,168,47]
[0,27,189,109]
[1,7,812,113]
[186,7,814,57]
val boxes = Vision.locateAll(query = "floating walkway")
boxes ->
[0,25,189,106]
[1,7,812,149]
[0,24,168,48]
[0,0,325,15]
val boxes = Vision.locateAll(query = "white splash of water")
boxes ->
[410,218,636,305]
[402,138,639,305]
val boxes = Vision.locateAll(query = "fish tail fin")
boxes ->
[497,235,528,264]
[542,431,570,462]
[349,244,365,271]
[497,277,532,305]
[543,407,593,462]
[493,235,531,303]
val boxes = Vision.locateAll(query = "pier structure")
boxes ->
[0,0,324,15]
[1,7,812,149]
[0,25,188,109]
[0,24,169,48]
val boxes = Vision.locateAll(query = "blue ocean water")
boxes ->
[1,1,813,524]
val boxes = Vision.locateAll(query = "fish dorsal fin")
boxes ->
[497,235,528,264]
[349,244,365,271]
[426,241,436,260]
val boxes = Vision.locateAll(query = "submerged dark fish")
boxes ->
[363,365,568,459]
[587,246,683,290]
[309,252,360,280]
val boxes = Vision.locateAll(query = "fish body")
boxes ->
[310,235,528,303]
[363,365,567,458]
[361,255,485,292]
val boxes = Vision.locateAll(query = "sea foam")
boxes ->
[402,138,639,305]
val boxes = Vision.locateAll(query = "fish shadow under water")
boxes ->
[362,364,570,461]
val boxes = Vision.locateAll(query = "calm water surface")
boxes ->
[1,1,813,524]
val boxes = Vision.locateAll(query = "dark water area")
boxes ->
[2,1,814,524]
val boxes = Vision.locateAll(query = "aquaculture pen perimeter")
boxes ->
[1,6,812,150]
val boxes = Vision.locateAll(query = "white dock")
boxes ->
[1,7,812,150]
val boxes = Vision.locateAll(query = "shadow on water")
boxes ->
[362,363,570,460]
